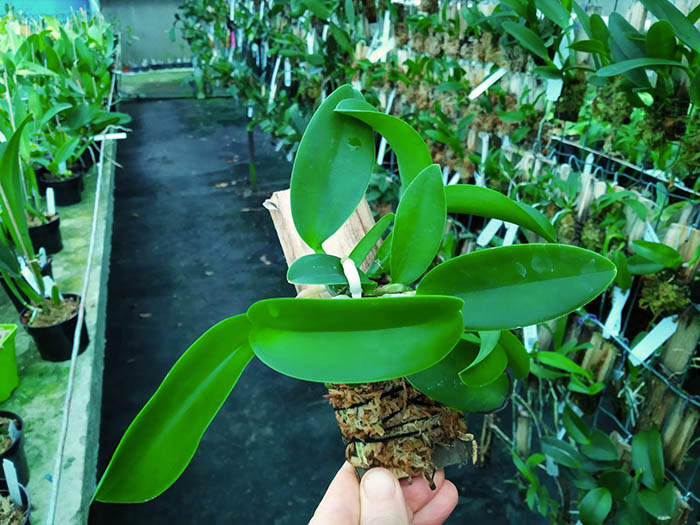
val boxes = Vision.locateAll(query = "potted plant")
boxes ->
[0,478,30,525]
[93,85,615,504]
[0,121,89,362]
[0,325,19,402]
[0,411,29,486]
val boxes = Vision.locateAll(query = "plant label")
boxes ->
[546,78,563,102]
[268,55,281,104]
[342,258,362,298]
[441,166,449,185]
[42,275,58,298]
[476,219,503,247]
[0,130,5,143]
[545,456,559,477]
[368,37,396,63]
[47,188,56,216]
[322,24,329,41]
[229,0,236,21]
[59,160,67,174]
[643,222,660,243]
[479,132,489,166]
[467,67,507,100]
[247,106,253,118]
[8,420,19,442]
[306,32,315,54]
[502,222,519,246]
[523,325,538,353]
[376,137,388,166]
[39,247,47,267]
[21,266,40,294]
[603,286,630,339]
[629,315,679,366]
[2,459,21,506]
[447,172,461,186]
[284,58,291,87]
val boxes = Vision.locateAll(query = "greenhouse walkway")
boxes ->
[88,97,538,524]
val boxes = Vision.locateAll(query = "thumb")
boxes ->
[360,468,411,525]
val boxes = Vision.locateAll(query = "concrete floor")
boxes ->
[90,98,539,524]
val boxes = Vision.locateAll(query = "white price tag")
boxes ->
[247,106,253,118]
[322,24,329,41]
[523,325,538,353]
[376,138,388,166]
[629,316,679,366]
[603,286,631,339]
[268,55,281,104]
[306,32,315,54]
[479,132,489,165]
[476,219,503,247]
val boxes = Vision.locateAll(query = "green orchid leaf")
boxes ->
[627,254,665,275]
[334,98,432,188]
[597,57,686,77]
[608,13,650,88]
[581,429,619,461]
[598,469,633,501]
[458,337,508,387]
[502,21,553,64]
[0,118,33,257]
[247,296,464,383]
[391,165,446,284]
[691,67,700,107]
[611,250,633,290]
[640,0,700,53]
[417,244,616,330]
[36,102,73,130]
[94,315,255,503]
[569,40,607,55]
[536,351,592,378]
[301,0,333,18]
[498,330,530,378]
[290,85,374,252]
[562,405,591,445]
[580,488,612,525]
[572,2,592,38]
[632,429,665,491]
[445,184,556,242]
[541,436,585,468]
[408,338,511,412]
[638,482,676,520]
[632,240,683,270]
[287,253,372,286]
[590,14,609,45]
[349,212,394,267]
[645,20,677,60]
[536,0,570,29]
[366,231,392,279]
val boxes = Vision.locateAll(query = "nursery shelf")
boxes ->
[0,139,117,524]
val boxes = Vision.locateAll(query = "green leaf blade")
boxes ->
[502,21,552,63]
[94,315,255,503]
[597,57,686,77]
[580,487,613,525]
[248,296,464,383]
[632,429,665,491]
[287,253,371,286]
[391,165,446,284]
[417,244,616,330]
[349,212,394,267]
[290,85,375,252]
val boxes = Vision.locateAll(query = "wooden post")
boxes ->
[663,223,700,282]
[660,308,700,379]
[515,411,532,457]
[264,190,376,292]
[580,331,619,383]
[624,194,655,246]
[662,399,700,471]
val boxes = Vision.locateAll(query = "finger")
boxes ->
[360,468,411,525]
[411,480,458,525]
[400,470,446,514]
[309,462,360,525]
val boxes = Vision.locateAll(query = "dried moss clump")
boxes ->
[556,212,577,246]
[639,269,690,319]
[554,72,587,122]
[326,379,476,482]
[580,218,604,252]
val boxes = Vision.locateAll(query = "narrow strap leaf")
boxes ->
[287,253,372,285]
[349,212,394,267]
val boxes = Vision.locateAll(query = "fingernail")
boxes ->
[362,469,397,500]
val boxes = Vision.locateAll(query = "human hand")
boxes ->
[309,462,458,525]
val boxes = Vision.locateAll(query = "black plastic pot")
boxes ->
[0,411,29,486]
[29,214,62,255]
[0,257,54,314]
[0,478,30,525]
[19,293,89,362]
[37,170,85,206]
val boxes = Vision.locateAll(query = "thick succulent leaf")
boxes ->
[597,57,687,77]
[94,315,255,503]
[627,254,665,275]
[0,118,32,256]
[391,165,446,284]
[287,253,372,285]
[638,482,676,520]
[334,98,432,187]
[247,296,464,383]
[581,429,619,461]
[632,429,665,491]
[445,184,555,242]
[640,0,700,53]
[645,20,677,60]
[580,488,612,525]
[349,212,394,267]
[290,85,374,252]
[499,329,530,379]
[458,337,508,387]
[417,244,616,330]
[408,338,511,412]
[502,21,552,63]
[631,240,683,270]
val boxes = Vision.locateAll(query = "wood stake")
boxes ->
[663,223,700,282]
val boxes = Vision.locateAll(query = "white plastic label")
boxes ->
[441,166,449,185]
[629,316,679,366]
[2,459,21,506]
[247,106,253,118]
[376,137,388,166]
[476,219,503,247]
[643,222,661,243]
[468,67,507,100]
[322,24,329,41]
[368,38,396,63]
[38,247,47,267]
[268,55,281,104]
[21,266,40,293]
[58,160,67,174]
[546,78,563,101]
[306,32,315,54]
[447,172,461,186]
[480,132,489,166]
[523,325,538,353]
[502,222,519,246]
[283,58,291,87]
[46,188,56,216]
[342,258,362,299]
[583,152,594,178]
[603,286,631,339]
